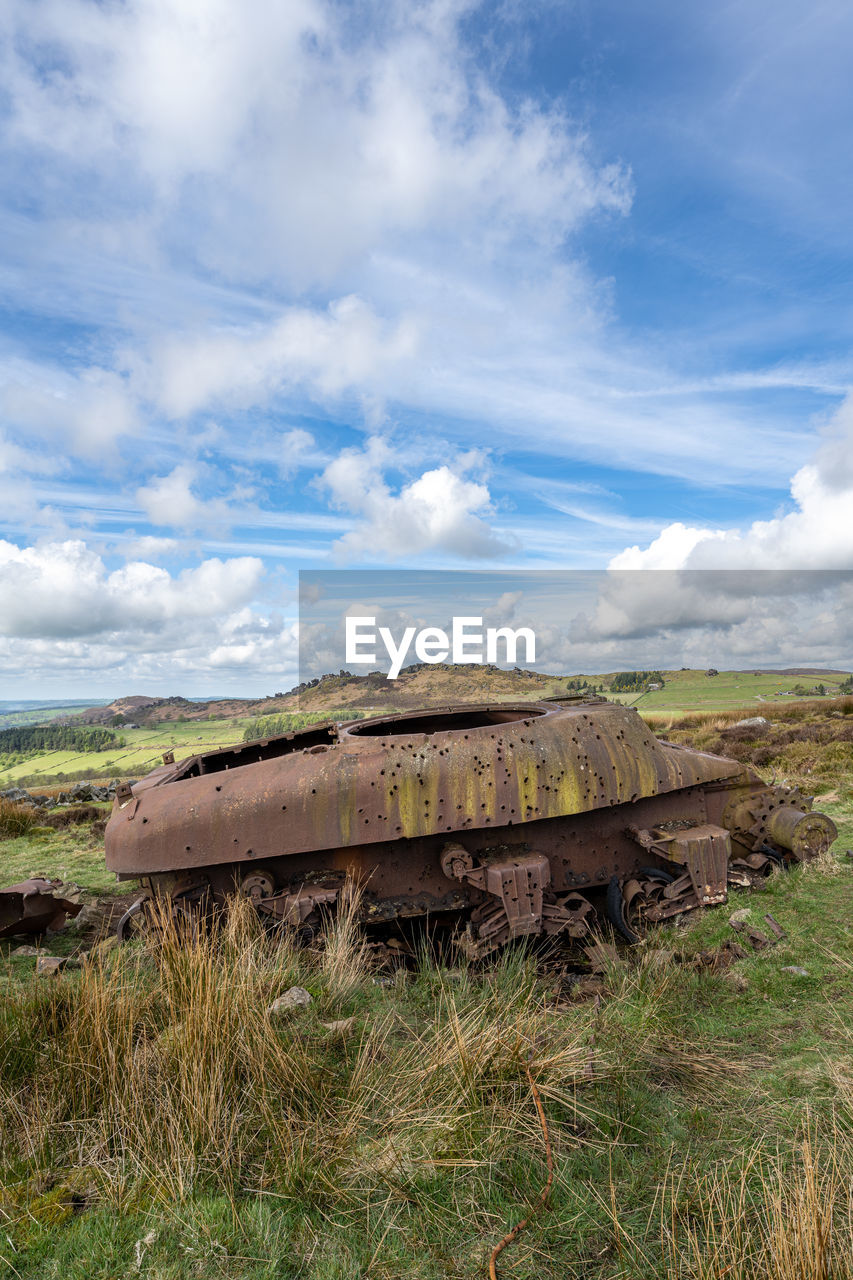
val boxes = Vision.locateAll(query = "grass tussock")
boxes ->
[0,901,593,1225]
[0,797,37,839]
[650,1133,853,1280]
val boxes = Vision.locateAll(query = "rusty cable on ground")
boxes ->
[488,1058,554,1280]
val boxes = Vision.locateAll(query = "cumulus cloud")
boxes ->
[611,394,853,572]
[318,437,514,560]
[0,539,263,638]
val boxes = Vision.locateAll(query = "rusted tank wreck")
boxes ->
[105,699,837,953]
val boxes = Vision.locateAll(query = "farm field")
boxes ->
[0,717,255,787]
[0,702,110,732]
[604,666,850,714]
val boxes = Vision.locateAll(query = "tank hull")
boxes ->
[104,700,837,952]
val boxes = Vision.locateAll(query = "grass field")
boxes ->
[0,718,254,787]
[1,681,851,1277]
[606,666,849,714]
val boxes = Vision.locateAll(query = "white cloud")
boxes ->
[0,361,138,456]
[120,535,179,561]
[135,464,234,532]
[611,393,853,571]
[1,0,629,287]
[0,539,263,638]
[318,437,515,560]
[129,297,418,420]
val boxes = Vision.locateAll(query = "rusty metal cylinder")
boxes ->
[764,806,837,860]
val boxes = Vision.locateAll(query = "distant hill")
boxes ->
[66,666,580,725]
[62,664,852,728]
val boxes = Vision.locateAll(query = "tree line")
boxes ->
[242,710,367,741]
[0,724,122,755]
[609,671,666,692]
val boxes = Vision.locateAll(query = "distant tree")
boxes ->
[610,671,666,693]
[0,725,119,755]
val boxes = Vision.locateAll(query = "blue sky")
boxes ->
[1,0,852,696]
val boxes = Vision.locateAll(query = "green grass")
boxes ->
[607,667,849,715]
[0,816,124,896]
[0,718,253,786]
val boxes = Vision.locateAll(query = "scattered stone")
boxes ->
[321,1017,357,1034]
[62,901,102,933]
[698,939,749,971]
[733,716,770,729]
[723,970,750,992]
[268,985,312,1015]
[10,944,43,957]
[781,965,810,977]
[36,954,82,976]
[729,908,753,926]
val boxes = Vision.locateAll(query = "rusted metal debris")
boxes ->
[103,698,838,955]
[728,917,774,950]
[0,879,82,939]
[764,913,786,940]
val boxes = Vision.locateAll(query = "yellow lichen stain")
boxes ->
[390,749,443,837]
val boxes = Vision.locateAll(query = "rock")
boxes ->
[321,1017,356,1034]
[268,986,313,1014]
[11,944,44,957]
[733,716,770,729]
[781,965,809,977]
[56,883,85,904]
[63,901,102,933]
[1,786,30,802]
[36,955,81,976]
[729,908,752,926]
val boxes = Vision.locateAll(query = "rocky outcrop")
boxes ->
[0,778,134,808]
